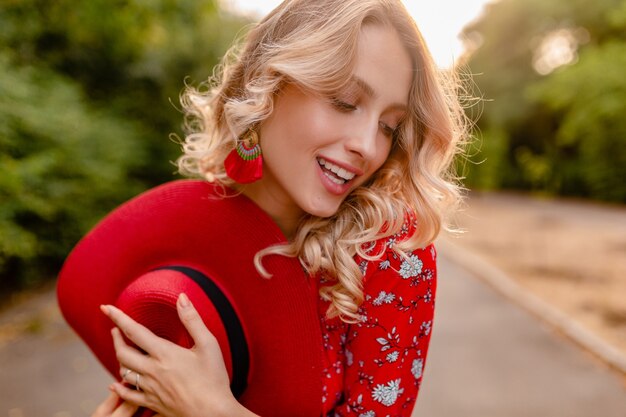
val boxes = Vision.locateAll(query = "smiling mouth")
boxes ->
[317,158,356,185]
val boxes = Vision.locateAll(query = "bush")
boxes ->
[462,0,626,202]
[528,42,626,201]
[0,54,146,290]
[0,1,251,295]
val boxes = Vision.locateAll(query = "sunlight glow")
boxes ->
[221,0,495,68]
[532,28,590,75]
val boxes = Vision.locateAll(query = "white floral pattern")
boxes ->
[379,259,391,270]
[411,358,424,380]
[398,254,423,279]
[372,291,396,306]
[319,216,437,416]
[372,379,404,406]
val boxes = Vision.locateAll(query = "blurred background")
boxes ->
[2,0,626,299]
[0,0,625,415]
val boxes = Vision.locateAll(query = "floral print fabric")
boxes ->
[319,220,437,416]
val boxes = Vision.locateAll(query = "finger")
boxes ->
[176,293,216,349]
[110,382,147,410]
[118,365,147,389]
[92,391,119,417]
[111,400,140,417]
[112,327,150,374]
[101,305,164,357]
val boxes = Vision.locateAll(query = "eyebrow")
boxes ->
[351,76,408,112]
[352,76,376,98]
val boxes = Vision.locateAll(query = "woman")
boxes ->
[93,0,467,415]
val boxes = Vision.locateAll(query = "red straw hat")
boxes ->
[57,180,323,416]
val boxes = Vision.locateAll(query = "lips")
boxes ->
[317,158,357,185]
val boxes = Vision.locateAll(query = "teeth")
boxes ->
[324,171,346,185]
[317,158,356,181]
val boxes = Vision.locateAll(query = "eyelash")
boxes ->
[331,98,357,112]
[380,122,397,139]
[331,98,399,140]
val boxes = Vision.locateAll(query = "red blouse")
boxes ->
[317,220,437,416]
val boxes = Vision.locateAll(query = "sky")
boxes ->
[222,0,496,68]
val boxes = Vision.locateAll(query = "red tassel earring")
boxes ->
[224,129,263,184]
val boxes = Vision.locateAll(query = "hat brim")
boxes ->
[57,180,323,416]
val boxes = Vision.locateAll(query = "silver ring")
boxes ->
[135,372,142,391]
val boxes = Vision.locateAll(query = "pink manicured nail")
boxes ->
[100,305,111,315]
[179,293,190,308]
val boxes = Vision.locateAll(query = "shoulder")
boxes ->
[356,214,437,296]
[349,217,438,352]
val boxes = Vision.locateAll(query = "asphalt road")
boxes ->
[0,254,625,417]
[414,254,626,417]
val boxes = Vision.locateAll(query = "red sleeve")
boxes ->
[332,229,437,416]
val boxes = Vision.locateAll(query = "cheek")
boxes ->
[358,142,393,187]
[268,105,334,150]
[302,106,340,140]
[374,140,393,171]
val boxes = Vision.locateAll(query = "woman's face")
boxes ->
[246,24,413,232]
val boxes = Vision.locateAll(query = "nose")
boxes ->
[344,118,380,161]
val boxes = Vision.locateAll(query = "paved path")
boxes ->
[414,253,626,417]
[0,254,625,416]
[0,289,110,417]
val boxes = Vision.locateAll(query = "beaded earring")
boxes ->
[224,129,263,184]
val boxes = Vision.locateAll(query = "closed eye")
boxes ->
[331,98,357,112]
[379,121,398,139]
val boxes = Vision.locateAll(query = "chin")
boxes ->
[304,201,342,219]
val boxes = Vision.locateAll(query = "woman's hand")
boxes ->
[100,293,254,417]
[92,392,140,417]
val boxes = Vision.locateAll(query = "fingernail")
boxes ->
[179,293,190,308]
[100,305,110,315]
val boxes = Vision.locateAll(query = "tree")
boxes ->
[0,0,251,293]
[0,54,145,289]
[1,0,250,184]
[461,0,626,201]
[529,42,626,201]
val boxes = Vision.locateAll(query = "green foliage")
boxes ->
[0,1,251,293]
[1,0,250,182]
[529,42,626,201]
[462,0,626,202]
[0,54,145,288]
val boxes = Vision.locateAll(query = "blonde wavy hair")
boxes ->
[177,0,469,322]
